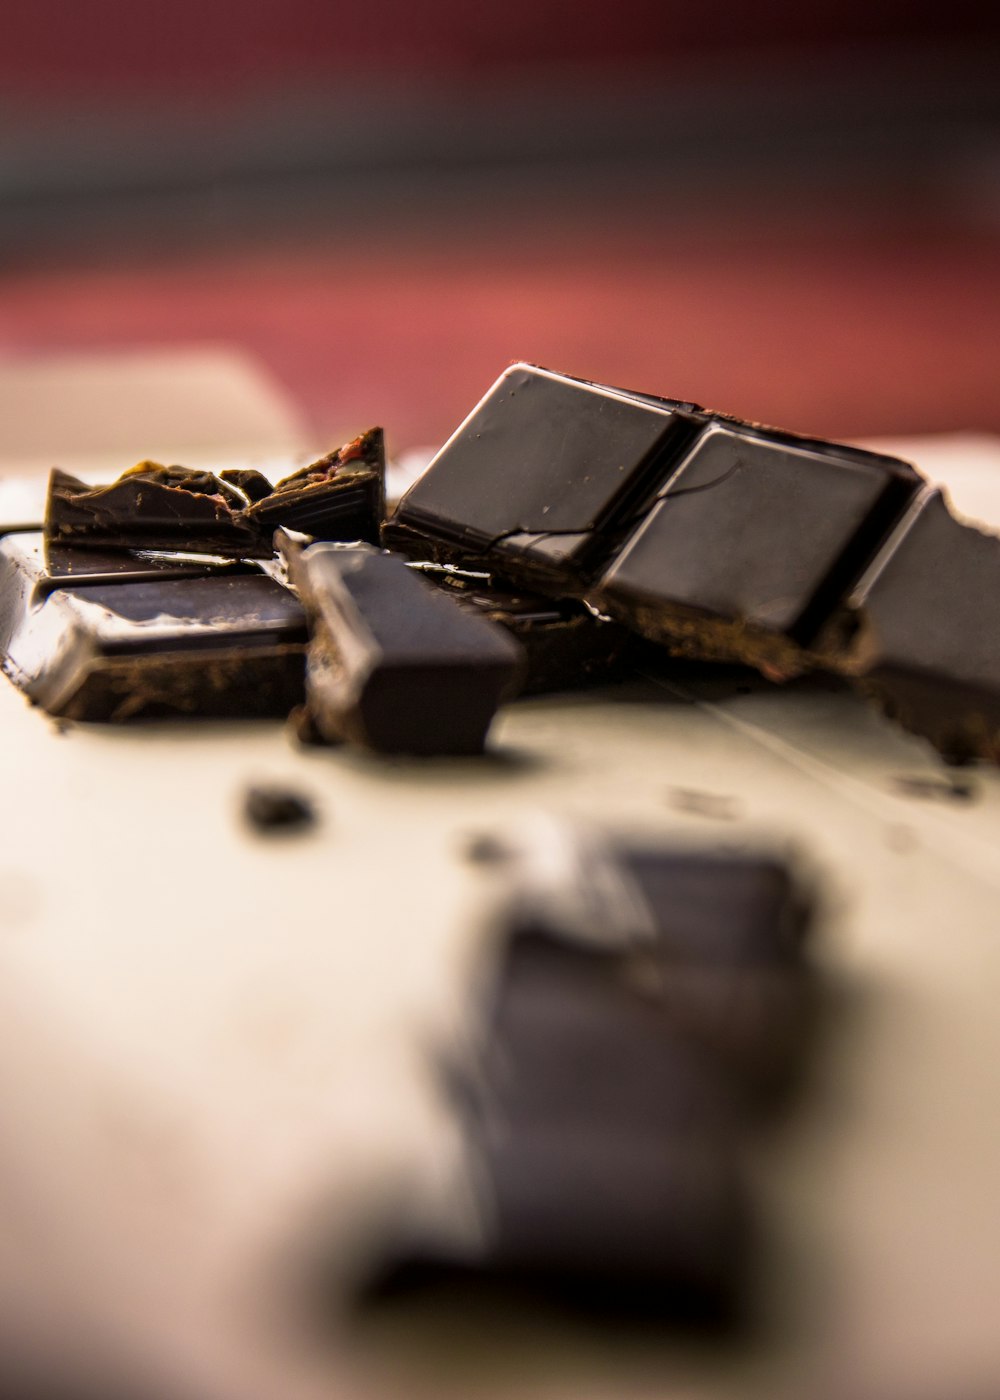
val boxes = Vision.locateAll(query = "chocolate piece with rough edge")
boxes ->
[822,487,1000,763]
[246,428,385,545]
[592,419,921,679]
[45,463,260,556]
[44,430,386,558]
[410,563,632,695]
[1,570,307,722]
[384,363,703,589]
[280,538,524,756]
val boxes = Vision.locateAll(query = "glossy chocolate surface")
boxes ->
[597,421,920,648]
[283,541,525,755]
[387,364,699,583]
[1,563,307,722]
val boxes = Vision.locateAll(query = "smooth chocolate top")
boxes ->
[598,421,920,643]
[392,363,696,570]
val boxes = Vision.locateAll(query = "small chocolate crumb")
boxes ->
[890,774,978,804]
[667,788,742,821]
[243,784,316,833]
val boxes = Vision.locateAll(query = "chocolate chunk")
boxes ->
[827,488,1000,762]
[1,567,306,722]
[45,463,260,556]
[410,564,631,694]
[0,532,252,656]
[281,540,524,755]
[217,467,274,504]
[385,363,702,587]
[44,430,386,558]
[591,419,920,677]
[247,428,385,544]
[242,784,316,832]
[500,832,815,1096]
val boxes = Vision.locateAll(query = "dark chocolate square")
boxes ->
[596,420,920,652]
[388,363,699,583]
[838,488,1000,760]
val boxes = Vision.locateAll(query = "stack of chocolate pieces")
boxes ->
[2,360,997,760]
[387,363,1000,764]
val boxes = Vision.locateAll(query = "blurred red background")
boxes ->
[2,0,999,450]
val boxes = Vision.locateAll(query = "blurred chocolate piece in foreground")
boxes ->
[370,824,816,1315]
[822,487,1000,764]
[281,538,524,755]
[45,429,385,558]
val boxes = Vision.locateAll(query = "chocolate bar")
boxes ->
[822,487,1000,763]
[0,539,307,721]
[281,539,525,755]
[386,365,919,678]
[45,429,385,558]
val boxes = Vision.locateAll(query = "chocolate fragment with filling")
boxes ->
[44,429,385,558]
[384,363,702,588]
[246,428,385,545]
[281,539,525,755]
[1,564,307,722]
[821,487,1000,763]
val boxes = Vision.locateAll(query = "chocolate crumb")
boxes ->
[890,774,978,803]
[243,784,316,833]
[668,788,742,821]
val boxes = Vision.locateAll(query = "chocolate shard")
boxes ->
[217,467,275,504]
[44,429,386,559]
[281,538,525,755]
[1,566,307,722]
[590,418,921,678]
[408,563,631,694]
[247,428,385,544]
[45,463,260,556]
[821,487,1000,763]
[384,363,703,587]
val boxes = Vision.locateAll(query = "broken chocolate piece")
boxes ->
[45,463,260,556]
[411,564,631,694]
[44,430,386,558]
[1,564,307,722]
[246,428,385,545]
[281,539,524,755]
[825,488,1000,762]
[592,419,920,677]
[385,364,702,587]
[0,531,250,656]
